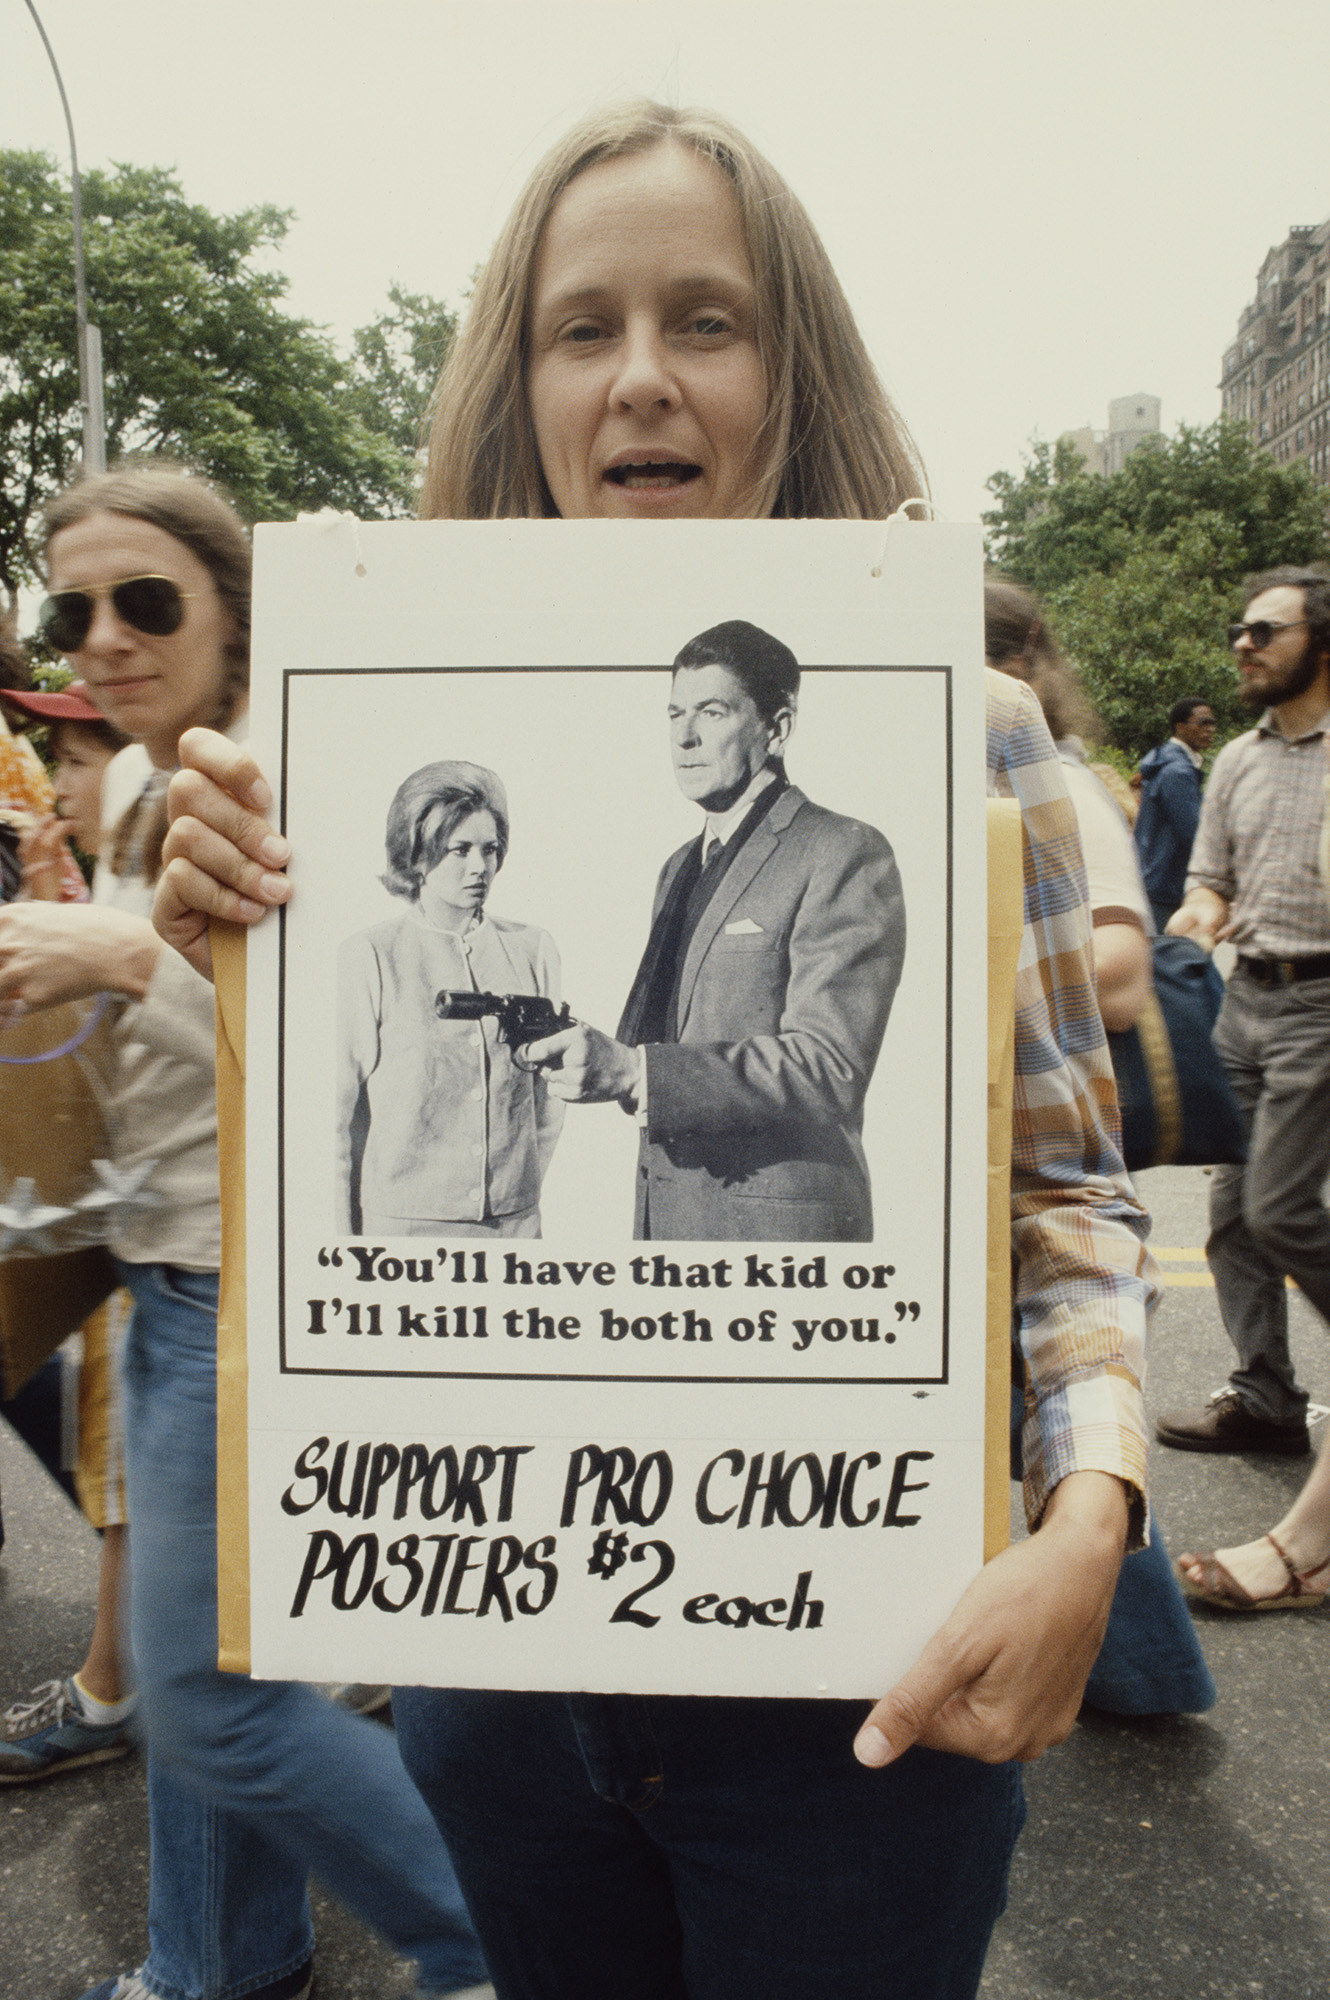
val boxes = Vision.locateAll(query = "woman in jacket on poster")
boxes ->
[338,759,562,1237]
[151,102,1156,2000]
[0,467,487,2000]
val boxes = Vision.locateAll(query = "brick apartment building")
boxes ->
[1221,218,1330,486]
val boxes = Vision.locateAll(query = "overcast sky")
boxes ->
[5,0,1329,522]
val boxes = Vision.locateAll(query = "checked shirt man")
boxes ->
[1158,568,1330,1455]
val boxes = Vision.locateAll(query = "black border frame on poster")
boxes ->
[274,661,954,1387]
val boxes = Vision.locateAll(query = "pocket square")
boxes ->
[724,918,764,935]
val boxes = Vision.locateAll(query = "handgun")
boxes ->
[434,990,573,1066]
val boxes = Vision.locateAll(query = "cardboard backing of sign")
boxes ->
[216,798,1021,1674]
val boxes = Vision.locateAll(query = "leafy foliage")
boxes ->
[345,281,458,466]
[984,422,1330,759]
[0,151,456,609]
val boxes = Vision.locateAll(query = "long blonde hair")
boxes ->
[420,101,926,522]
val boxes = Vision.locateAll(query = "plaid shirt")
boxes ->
[987,670,1154,1537]
[1186,707,1330,958]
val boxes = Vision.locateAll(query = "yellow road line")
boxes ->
[1155,1266,1300,1290]
[1153,1247,1212,1286]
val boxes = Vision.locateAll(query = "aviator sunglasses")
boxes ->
[38,574,194,654]
[1227,617,1308,652]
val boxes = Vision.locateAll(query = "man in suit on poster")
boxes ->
[529,620,906,1240]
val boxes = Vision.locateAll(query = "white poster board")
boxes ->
[244,517,989,1697]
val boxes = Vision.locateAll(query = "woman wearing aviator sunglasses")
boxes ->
[148,101,1157,2000]
[39,572,196,651]
[0,488,246,1015]
[38,557,224,772]
[0,466,489,2000]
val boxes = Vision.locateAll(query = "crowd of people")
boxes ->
[0,93,1326,2000]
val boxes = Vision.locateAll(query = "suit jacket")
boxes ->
[633,784,905,1241]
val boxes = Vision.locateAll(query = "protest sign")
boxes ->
[236,517,994,1697]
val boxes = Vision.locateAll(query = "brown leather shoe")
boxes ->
[1155,1388,1310,1455]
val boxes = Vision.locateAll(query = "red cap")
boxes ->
[1,680,104,723]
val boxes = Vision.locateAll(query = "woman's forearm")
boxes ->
[1092,923,1152,1033]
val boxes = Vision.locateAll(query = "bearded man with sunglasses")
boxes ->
[1157,567,1330,1455]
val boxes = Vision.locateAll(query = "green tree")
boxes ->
[0,151,456,612]
[983,421,1330,759]
[345,281,458,466]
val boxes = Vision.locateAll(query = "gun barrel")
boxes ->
[434,991,572,1057]
[434,990,492,1022]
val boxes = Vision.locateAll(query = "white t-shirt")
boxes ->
[92,746,221,1269]
[1059,753,1152,933]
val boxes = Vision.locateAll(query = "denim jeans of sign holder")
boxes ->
[115,1260,487,2000]
[392,1686,1026,2000]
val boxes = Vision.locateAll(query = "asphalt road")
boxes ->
[2,1164,1326,2000]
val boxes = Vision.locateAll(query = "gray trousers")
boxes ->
[1206,966,1330,1421]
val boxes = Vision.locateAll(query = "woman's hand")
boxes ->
[155,727,292,982]
[853,1470,1129,1768]
[0,901,161,1013]
[18,815,72,904]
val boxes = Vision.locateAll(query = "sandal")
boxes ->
[1178,1531,1330,1613]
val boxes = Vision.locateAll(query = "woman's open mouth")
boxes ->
[604,461,702,489]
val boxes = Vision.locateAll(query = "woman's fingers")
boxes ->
[175,726,274,814]
[168,729,288,882]
[0,902,159,1006]
[152,733,288,976]
[161,811,291,909]
[18,817,69,902]
[150,860,219,981]
[165,770,290,878]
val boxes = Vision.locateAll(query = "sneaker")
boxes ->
[0,1677,135,1785]
[1155,1388,1311,1456]
[81,1963,313,2000]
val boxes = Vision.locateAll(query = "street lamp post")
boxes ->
[23,0,106,474]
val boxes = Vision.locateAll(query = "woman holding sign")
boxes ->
[155,103,1154,2000]
[0,468,487,2000]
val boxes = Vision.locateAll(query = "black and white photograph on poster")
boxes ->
[243,517,990,1697]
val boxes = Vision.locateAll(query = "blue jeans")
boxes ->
[393,1688,1024,2000]
[1083,1508,1216,1715]
[117,1261,487,2000]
